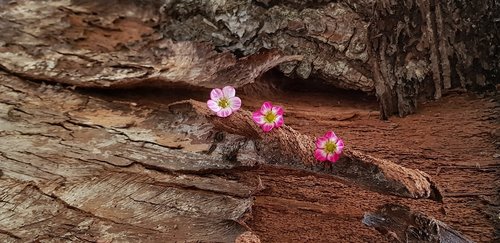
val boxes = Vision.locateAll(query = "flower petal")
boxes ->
[335,139,344,154]
[252,111,266,125]
[260,101,273,114]
[274,115,284,128]
[222,86,236,98]
[328,153,341,163]
[272,105,284,116]
[261,123,274,132]
[324,131,338,142]
[229,97,241,111]
[216,107,233,118]
[315,137,328,149]
[207,100,221,112]
[210,88,224,100]
[314,149,328,161]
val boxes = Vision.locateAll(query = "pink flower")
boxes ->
[314,131,344,162]
[207,86,242,117]
[252,101,284,132]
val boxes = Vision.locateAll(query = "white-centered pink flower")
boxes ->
[207,86,242,117]
[314,131,344,162]
[252,101,284,132]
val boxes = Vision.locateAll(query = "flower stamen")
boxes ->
[324,141,336,153]
[264,112,276,123]
[218,98,230,108]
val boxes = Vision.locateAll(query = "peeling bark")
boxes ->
[0,0,300,89]
[169,100,442,200]
[0,0,496,241]
[0,68,445,240]
[0,73,260,242]
[0,0,442,201]
[158,0,375,92]
[156,0,498,118]
[363,204,474,243]
[1,0,496,118]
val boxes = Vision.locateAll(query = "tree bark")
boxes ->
[0,0,495,241]
[156,0,498,118]
[0,0,301,90]
[0,73,264,242]
[363,204,474,243]
[1,0,497,118]
[0,68,441,241]
[171,100,442,200]
[368,0,499,118]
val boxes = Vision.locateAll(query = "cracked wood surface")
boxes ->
[0,68,417,242]
[0,0,300,89]
[155,0,498,118]
[0,58,495,243]
[0,0,496,242]
[0,70,442,241]
[363,204,474,243]
[0,73,261,242]
[1,0,496,120]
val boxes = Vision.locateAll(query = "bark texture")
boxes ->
[363,204,474,243]
[0,0,494,241]
[0,73,263,242]
[368,0,499,118]
[157,0,499,118]
[0,0,301,89]
[0,69,440,241]
[2,0,497,118]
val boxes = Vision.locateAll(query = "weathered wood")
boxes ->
[0,73,261,242]
[363,204,474,243]
[367,0,499,118]
[0,0,301,89]
[0,67,446,241]
[0,1,495,242]
[158,0,375,93]
[1,0,496,119]
[156,0,498,118]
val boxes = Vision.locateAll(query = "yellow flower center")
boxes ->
[264,112,276,123]
[324,141,337,153]
[218,98,229,108]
